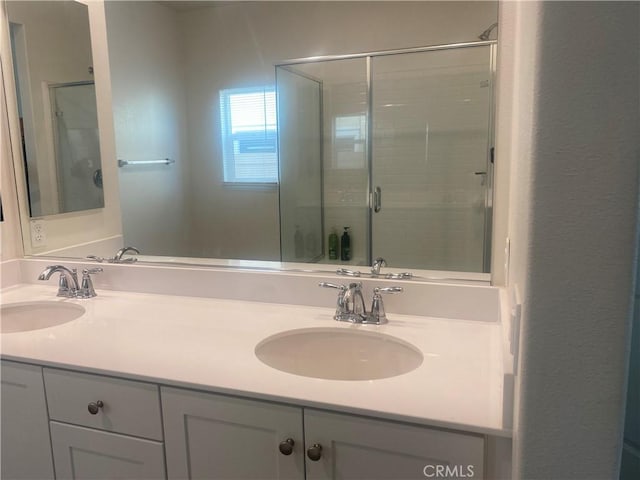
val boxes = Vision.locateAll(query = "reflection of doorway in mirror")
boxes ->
[7,0,101,219]
[48,82,104,213]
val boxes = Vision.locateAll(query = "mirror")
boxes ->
[6,0,498,279]
[7,0,104,217]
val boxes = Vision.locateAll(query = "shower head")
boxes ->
[478,22,498,41]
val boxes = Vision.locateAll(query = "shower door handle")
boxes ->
[373,186,382,213]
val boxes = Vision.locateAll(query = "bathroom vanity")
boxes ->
[1,269,512,480]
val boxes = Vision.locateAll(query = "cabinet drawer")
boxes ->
[43,368,163,441]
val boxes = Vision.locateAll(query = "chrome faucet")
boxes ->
[87,246,140,264]
[371,257,387,276]
[113,246,140,263]
[319,282,366,322]
[39,265,103,299]
[38,265,80,298]
[319,282,402,324]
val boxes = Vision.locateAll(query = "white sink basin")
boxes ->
[255,328,423,381]
[1,301,85,333]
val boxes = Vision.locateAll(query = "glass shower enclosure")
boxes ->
[277,41,495,272]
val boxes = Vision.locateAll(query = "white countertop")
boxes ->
[0,284,509,437]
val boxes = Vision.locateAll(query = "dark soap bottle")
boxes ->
[341,227,351,261]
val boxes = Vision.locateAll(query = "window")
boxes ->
[334,114,367,169]
[220,87,278,184]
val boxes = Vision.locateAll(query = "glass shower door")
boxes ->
[277,66,323,262]
[370,46,493,272]
[50,82,104,213]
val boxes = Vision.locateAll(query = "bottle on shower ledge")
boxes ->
[328,229,339,260]
[341,227,351,261]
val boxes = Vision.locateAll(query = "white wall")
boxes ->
[179,1,498,261]
[105,1,191,257]
[1,0,122,257]
[501,2,640,478]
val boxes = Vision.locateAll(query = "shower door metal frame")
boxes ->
[277,40,497,271]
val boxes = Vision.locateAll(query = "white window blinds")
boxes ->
[220,87,278,183]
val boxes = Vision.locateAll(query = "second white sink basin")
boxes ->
[1,301,85,333]
[255,328,423,381]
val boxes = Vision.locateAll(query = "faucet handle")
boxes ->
[367,286,403,325]
[78,268,103,299]
[319,282,346,291]
[384,272,413,280]
[86,255,105,263]
[84,267,104,275]
[336,268,361,277]
[374,286,403,295]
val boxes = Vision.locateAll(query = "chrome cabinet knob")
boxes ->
[87,400,104,415]
[278,438,295,455]
[306,443,322,461]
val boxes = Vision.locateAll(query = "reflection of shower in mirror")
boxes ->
[7,0,103,217]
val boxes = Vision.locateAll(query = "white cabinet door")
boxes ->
[304,409,485,480]
[162,387,304,480]
[0,361,55,480]
[50,421,166,480]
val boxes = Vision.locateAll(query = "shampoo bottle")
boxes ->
[341,227,351,261]
[328,229,339,260]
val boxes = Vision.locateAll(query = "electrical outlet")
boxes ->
[30,220,47,247]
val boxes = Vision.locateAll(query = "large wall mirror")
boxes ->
[5,0,498,279]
